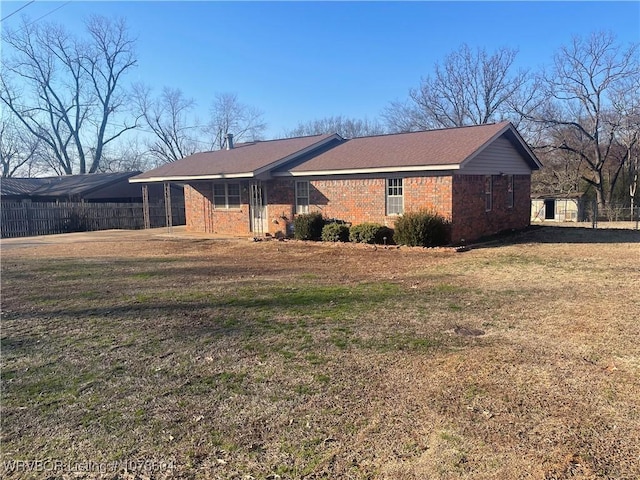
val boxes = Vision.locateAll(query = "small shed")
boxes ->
[531,194,584,223]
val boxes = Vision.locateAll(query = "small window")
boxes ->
[227,183,241,208]
[213,183,241,209]
[295,181,309,214]
[484,176,492,212]
[387,178,404,215]
[507,175,514,209]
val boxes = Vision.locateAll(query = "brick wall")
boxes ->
[184,183,251,235]
[184,174,531,242]
[451,174,531,243]
[301,176,453,227]
[264,180,295,236]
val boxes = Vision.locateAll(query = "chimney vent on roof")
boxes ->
[225,133,234,150]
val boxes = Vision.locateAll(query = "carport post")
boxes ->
[142,184,150,229]
[164,182,173,233]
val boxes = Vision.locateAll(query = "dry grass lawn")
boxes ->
[1,225,639,479]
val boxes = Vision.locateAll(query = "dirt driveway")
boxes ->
[2,221,639,253]
[0,226,224,251]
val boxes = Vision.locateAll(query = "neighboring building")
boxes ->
[130,122,542,243]
[531,194,584,223]
[1,172,186,238]
[1,172,146,203]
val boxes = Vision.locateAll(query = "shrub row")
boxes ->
[293,210,450,246]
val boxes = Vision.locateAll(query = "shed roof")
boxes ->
[0,177,49,196]
[129,134,340,183]
[1,172,141,199]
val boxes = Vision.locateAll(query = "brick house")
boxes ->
[130,122,542,243]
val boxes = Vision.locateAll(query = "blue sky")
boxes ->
[2,1,639,139]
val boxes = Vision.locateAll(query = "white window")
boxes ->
[213,183,241,209]
[507,175,514,209]
[296,181,309,214]
[484,176,492,212]
[386,178,404,215]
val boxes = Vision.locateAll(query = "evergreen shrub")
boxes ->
[321,223,350,242]
[393,210,450,247]
[293,212,325,240]
[349,222,394,244]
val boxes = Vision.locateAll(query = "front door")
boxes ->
[249,182,267,235]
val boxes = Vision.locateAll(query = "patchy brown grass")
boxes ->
[1,225,639,479]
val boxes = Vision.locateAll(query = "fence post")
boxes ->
[164,182,173,233]
[591,200,598,229]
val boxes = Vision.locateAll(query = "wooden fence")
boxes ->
[1,201,185,238]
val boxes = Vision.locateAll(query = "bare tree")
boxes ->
[0,15,138,174]
[134,85,201,164]
[383,44,528,132]
[205,93,266,150]
[523,31,640,210]
[531,146,584,196]
[611,76,640,218]
[284,115,386,138]
[98,137,154,173]
[0,111,44,177]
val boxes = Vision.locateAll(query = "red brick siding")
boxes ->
[451,174,531,243]
[184,182,251,235]
[184,174,531,242]
[265,181,295,236]
[297,176,452,227]
[404,176,453,219]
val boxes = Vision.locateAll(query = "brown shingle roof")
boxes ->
[284,122,513,174]
[131,122,539,183]
[130,134,337,182]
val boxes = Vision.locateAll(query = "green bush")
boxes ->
[293,212,325,240]
[393,210,450,247]
[349,222,394,244]
[321,223,350,242]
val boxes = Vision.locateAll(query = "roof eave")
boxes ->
[129,172,254,183]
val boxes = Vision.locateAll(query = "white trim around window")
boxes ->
[507,175,514,209]
[484,175,493,212]
[213,183,241,209]
[386,178,404,215]
[295,180,309,214]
